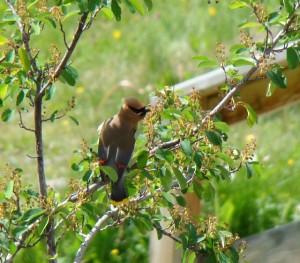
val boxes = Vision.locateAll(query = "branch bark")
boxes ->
[73,208,118,263]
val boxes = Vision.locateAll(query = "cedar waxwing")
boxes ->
[98,97,150,205]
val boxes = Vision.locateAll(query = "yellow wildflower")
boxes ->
[287,159,295,166]
[208,7,217,16]
[113,30,122,40]
[245,134,255,143]
[111,249,119,256]
[76,86,85,94]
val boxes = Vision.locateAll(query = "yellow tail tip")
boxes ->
[111,198,129,206]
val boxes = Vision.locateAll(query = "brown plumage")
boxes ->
[98,97,150,204]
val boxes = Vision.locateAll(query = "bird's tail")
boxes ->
[111,176,128,205]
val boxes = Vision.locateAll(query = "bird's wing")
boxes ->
[98,118,112,162]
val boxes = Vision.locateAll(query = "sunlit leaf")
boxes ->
[205,130,222,146]
[160,167,173,191]
[173,167,188,191]
[5,181,14,199]
[82,169,94,181]
[0,84,8,100]
[241,103,258,127]
[181,138,192,157]
[1,108,14,122]
[128,0,145,15]
[37,216,49,236]
[101,7,114,19]
[19,208,45,224]
[18,48,31,71]
[229,1,247,9]
[100,166,118,182]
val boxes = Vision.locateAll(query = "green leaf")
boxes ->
[238,22,260,29]
[197,60,218,68]
[82,169,94,181]
[101,7,114,19]
[155,149,174,162]
[1,108,14,122]
[16,89,28,106]
[218,252,231,263]
[175,195,186,207]
[229,1,247,9]
[128,0,145,15]
[5,180,14,199]
[230,248,240,263]
[71,162,81,171]
[19,208,45,224]
[50,110,58,122]
[160,167,173,191]
[136,150,149,168]
[214,121,229,133]
[18,48,31,71]
[181,139,192,157]
[173,167,188,191]
[143,0,153,10]
[12,226,27,237]
[242,103,258,127]
[100,166,118,182]
[0,84,8,100]
[266,69,287,89]
[192,180,203,199]
[267,11,281,24]
[217,152,234,167]
[61,66,79,86]
[250,161,263,177]
[37,216,49,236]
[111,0,122,21]
[205,131,222,146]
[31,22,41,35]
[188,252,196,263]
[161,191,174,205]
[68,115,80,126]
[286,47,299,69]
[78,0,89,12]
[179,233,188,251]
[283,0,294,15]
[193,152,202,169]
[62,10,80,22]
[44,85,55,101]
[231,58,256,67]
[5,49,15,63]
[246,162,254,178]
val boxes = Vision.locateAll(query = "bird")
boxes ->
[97,97,150,205]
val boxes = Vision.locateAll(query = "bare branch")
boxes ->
[18,109,35,132]
[73,207,118,263]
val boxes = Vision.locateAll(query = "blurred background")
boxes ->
[1,0,300,262]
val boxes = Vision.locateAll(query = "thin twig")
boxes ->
[18,109,35,132]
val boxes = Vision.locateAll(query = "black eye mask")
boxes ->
[129,105,150,116]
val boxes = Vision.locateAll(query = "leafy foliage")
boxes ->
[0,0,299,262]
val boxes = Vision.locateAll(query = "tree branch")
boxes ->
[73,207,118,263]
